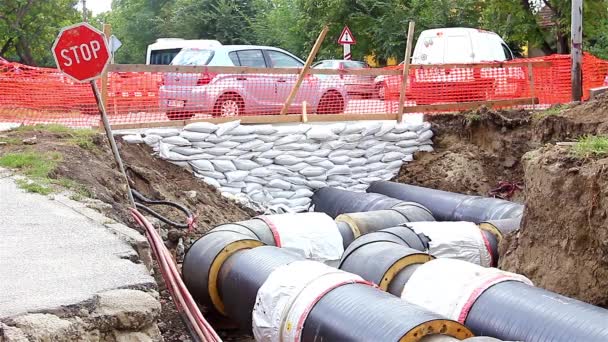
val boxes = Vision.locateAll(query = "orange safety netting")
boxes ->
[1,54,607,128]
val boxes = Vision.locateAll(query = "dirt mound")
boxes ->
[500,146,608,306]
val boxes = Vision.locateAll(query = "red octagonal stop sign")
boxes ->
[52,22,110,82]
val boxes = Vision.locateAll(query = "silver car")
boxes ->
[312,60,376,98]
[159,45,349,120]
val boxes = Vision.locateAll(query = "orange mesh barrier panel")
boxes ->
[1,54,606,128]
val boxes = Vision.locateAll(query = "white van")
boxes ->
[412,28,514,64]
[146,38,222,65]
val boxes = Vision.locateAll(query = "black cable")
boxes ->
[131,189,194,229]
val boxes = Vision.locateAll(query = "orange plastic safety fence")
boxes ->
[1,54,607,128]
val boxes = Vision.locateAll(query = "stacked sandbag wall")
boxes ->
[125,120,433,212]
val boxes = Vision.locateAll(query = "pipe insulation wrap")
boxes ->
[256,212,343,263]
[302,283,474,341]
[312,187,434,219]
[478,218,521,242]
[367,181,524,222]
[405,222,494,267]
[465,280,608,342]
[252,260,369,341]
[402,258,532,324]
[213,219,278,245]
[218,246,301,331]
[182,230,264,314]
[339,240,432,292]
[335,207,435,245]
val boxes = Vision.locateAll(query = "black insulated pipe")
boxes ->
[367,181,524,223]
[211,219,276,246]
[312,187,434,219]
[465,280,608,342]
[479,217,521,241]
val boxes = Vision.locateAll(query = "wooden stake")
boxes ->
[571,0,583,101]
[528,62,536,107]
[101,24,111,112]
[398,21,416,122]
[302,101,308,122]
[280,26,329,115]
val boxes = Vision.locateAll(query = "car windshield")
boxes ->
[314,60,366,69]
[171,49,214,66]
[341,61,366,69]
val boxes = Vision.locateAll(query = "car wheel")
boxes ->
[317,91,344,114]
[166,110,194,121]
[214,94,244,117]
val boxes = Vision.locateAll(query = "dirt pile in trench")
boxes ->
[500,145,608,306]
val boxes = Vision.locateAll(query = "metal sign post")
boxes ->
[52,22,135,208]
[338,26,356,60]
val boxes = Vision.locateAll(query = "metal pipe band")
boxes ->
[339,226,430,269]
[478,218,521,242]
[182,230,263,315]
[339,240,432,292]
[367,181,524,223]
[465,280,608,342]
[312,187,411,219]
[302,283,474,341]
[210,219,276,246]
[335,207,435,243]
[218,246,300,332]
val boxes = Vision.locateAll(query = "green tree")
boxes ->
[0,0,80,66]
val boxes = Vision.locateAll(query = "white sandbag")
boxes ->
[245,175,266,184]
[328,123,347,134]
[416,122,432,133]
[417,130,434,142]
[288,197,312,207]
[162,136,191,146]
[306,126,338,141]
[341,134,361,143]
[146,128,180,137]
[328,150,349,158]
[417,139,433,146]
[349,184,369,192]
[257,150,281,159]
[367,154,384,163]
[235,139,263,151]
[347,149,366,158]
[226,149,249,157]
[180,131,210,142]
[382,151,406,162]
[326,165,351,176]
[221,187,242,195]
[211,160,236,172]
[315,160,335,170]
[216,141,240,149]
[231,134,258,143]
[216,155,237,160]
[300,166,326,177]
[275,134,304,146]
[364,142,387,157]
[199,176,221,188]
[245,183,263,194]
[292,185,311,191]
[240,151,262,160]
[382,132,419,142]
[311,149,331,157]
[403,154,414,162]
[191,141,216,149]
[402,122,424,132]
[225,170,249,183]
[275,155,303,166]
[342,123,366,135]
[274,143,307,151]
[357,139,379,149]
[285,150,312,158]
[351,166,367,174]
[418,145,434,152]
[299,143,322,152]
[399,146,418,154]
[382,145,404,153]
[396,139,418,148]
[229,125,255,135]
[169,161,190,168]
[308,175,328,181]
[205,134,232,143]
[275,125,311,136]
[374,121,396,137]
[361,122,383,136]
[329,155,349,164]
[366,162,387,172]
[327,175,355,184]
[321,140,345,150]
[233,159,260,171]
[143,134,162,145]
[393,122,412,134]
[251,142,274,152]
[252,124,277,135]
[226,181,247,189]
[293,188,314,198]
[347,158,367,167]
[341,142,358,150]
[285,176,308,186]
[307,180,327,189]
[184,122,217,133]
[170,146,205,156]
[259,135,280,143]
[122,134,143,144]
[304,156,325,164]
[268,165,293,176]
[250,190,271,203]
[197,170,225,179]
[369,169,393,178]
[287,162,309,172]
[254,158,273,166]
[269,198,290,205]
[291,205,311,213]
[269,179,292,190]
[250,167,273,178]
[272,191,295,199]
[189,159,214,172]
[216,120,241,136]
[359,176,383,183]
[387,160,403,170]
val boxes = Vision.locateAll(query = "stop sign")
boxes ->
[52,23,110,82]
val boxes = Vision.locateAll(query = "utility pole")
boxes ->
[82,0,88,22]
[571,0,583,102]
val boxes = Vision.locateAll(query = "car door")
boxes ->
[264,49,312,113]
[230,49,275,114]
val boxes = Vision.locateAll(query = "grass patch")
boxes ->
[0,151,61,178]
[14,124,98,150]
[15,179,53,195]
[534,105,563,120]
[0,137,21,145]
[54,178,93,199]
[573,135,608,158]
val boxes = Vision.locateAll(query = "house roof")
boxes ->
[537,6,557,28]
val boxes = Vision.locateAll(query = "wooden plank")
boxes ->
[402,97,539,113]
[409,61,552,69]
[101,24,111,111]
[528,62,536,100]
[281,26,329,115]
[398,21,416,121]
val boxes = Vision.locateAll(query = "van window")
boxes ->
[236,50,267,67]
[228,51,240,66]
[171,49,214,66]
[444,35,471,63]
[265,50,303,68]
[150,48,182,65]
[502,44,514,61]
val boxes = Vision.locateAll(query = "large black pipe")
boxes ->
[312,187,434,219]
[479,218,521,241]
[465,280,608,342]
[367,181,523,223]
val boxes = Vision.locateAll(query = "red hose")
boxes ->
[130,208,222,342]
